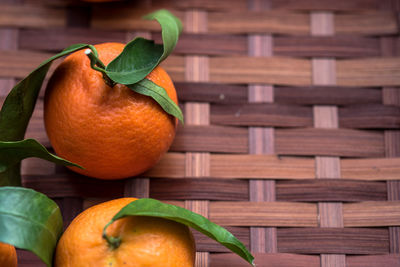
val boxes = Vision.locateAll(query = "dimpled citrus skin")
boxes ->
[54,198,196,267]
[44,43,178,179]
[0,242,17,267]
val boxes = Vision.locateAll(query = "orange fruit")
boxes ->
[0,242,17,267]
[54,198,196,267]
[44,43,178,179]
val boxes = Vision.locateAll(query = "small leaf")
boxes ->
[143,9,183,63]
[0,186,63,267]
[128,79,183,124]
[0,139,83,173]
[104,198,255,266]
[0,44,92,141]
[106,9,181,85]
[104,38,163,85]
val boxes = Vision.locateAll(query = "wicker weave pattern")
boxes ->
[1,0,400,266]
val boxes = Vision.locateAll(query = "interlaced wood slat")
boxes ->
[0,0,399,266]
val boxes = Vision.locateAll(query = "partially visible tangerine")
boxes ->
[54,198,196,267]
[44,43,178,180]
[0,242,17,267]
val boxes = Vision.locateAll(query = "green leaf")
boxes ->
[144,9,183,63]
[0,44,93,186]
[0,43,91,141]
[105,9,181,85]
[0,139,82,174]
[104,198,255,266]
[0,186,63,267]
[104,38,163,85]
[128,79,183,123]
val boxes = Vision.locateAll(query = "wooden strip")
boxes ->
[0,50,56,79]
[8,54,400,88]
[170,125,248,153]
[17,249,46,267]
[210,154,315,179]
[172,0,248,11]
[321,255,347,267]
[184,103,210,125]
[25,0,387,12]
[275,128,384,158]
[315,156,340,178]
[0,78,14,98]
[154,33,247,56]
[175,82,248,104]
[208,11,310,35]
[210,253,321,267]
[347,255,400,267]
[339,104,400,129]
[343,201,400,227]
[209,202,318,227]
[312,59,336,85]
[311,11,344,264]
[55,197,83,228]
[22,174,124,198]
[89,0,248,12]
[209,56,311,86]
[25,99,50,147]
[206,11,397,35]
[247,0,276,252]
[335,12,398,36]
[0,28,17,51]
[185,57,209,82]
[149,178,248,200]
[277,228,389,254]
[337,58,400,87]
[92,7,179,31]
[210,103,313,127]
[19,28,126,52]
[143,152,186,178]
[160,55,185,82]
[276,179,387,202]
[66,4,90,27]
[319,202,343,227]
[248,128,274,155]
[23,31,380,58]
[193,226,249,252]
[274,36,381,58]
[385,131,400,157]
[124,178,149,199]
[184,9,210,267]
[341,157,400,180]
[21,157,55,176]
[269,0,380,11]
[0,4,66,28]
[388,181,400,253]
[381,36,400,255]
[383,87,400,106]
[313,106,338,129]
[274,86,382,105]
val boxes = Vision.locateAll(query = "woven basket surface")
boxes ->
[1,0,400,266]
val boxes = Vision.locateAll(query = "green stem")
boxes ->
[0,163,22,186]
[102,220,121,250]
[84,49,116,88]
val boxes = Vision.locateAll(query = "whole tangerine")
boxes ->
[44,43,178,179]
[54,198,196,267]
[0,242,17,267]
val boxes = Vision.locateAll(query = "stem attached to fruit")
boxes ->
[84,49,116,88]
[102,220,121,250]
